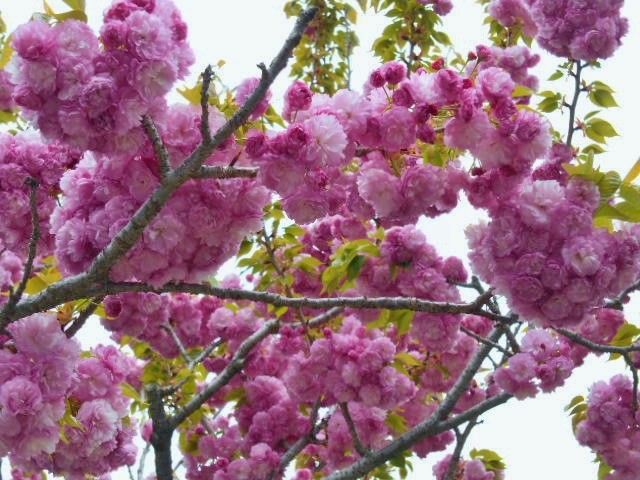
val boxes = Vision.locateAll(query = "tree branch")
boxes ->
[142,115,172,180]
[444,417,479,480]
[147,384,173,480]
[1,178,40,320]
[324,329,505,480]
[192,165,258,179]
[169,319,280,429]
[64,296,103,338]
[566,60,584,147]
[606,279,640,310]
[137,442,151,480]
[554,327,640,354]
[162,323,193,364]
[0,6,318,331]
[200,65,214,144]
[340,402,369,457]
[7,280,495,325]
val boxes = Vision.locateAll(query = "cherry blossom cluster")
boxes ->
[252,52,548,226]
[468,178,640,327]
[489,0,628,61]
[0,314,138,478]
[10,0,194,153]
[0,132,80,258]
[103,291,220,357]
[0,314,80,468]
[283,316,416,408]
[434,454,502,480]
[575,375,640,480]
[493,329,575,399]
[0,250,22,306]
[52,104,270,286]
[46,345,140,479]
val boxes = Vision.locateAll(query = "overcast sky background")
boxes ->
[1,0,640,479]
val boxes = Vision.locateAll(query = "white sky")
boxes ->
[1,0,640,479]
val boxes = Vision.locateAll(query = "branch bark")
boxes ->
[0,6,318,331]
[324,328,506,480]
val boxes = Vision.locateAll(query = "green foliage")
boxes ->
[370,0,451,69]
[321,238,380,293]
[469,448,507,472]
[565,395,588,432]
[285,0,359,94]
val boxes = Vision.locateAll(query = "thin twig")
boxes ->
[64,296,104,338]
[606,279,640,310]
[189,338,224,368]
[444,417,479,480]
[566,60,583,147]
[460,326,511,356]
[137,442,151,480]
[169,319,280,429]
[200,65,214,143]
[2,178,40,319]
[340,403,369,457]
[193,165,258,179]
[142,115,172,180]
[325,329,506,480]
[554,327,640,354]
[623,353,639,412]
[162,323,193,364]
[269,402,331,480]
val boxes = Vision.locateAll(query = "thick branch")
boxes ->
[142,115,172,180]
[8,279,493,326]
[325,329,505,480]
[0,7,318,331]
[147,385,173,480]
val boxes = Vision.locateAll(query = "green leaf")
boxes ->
[346,255,366,281]
[395,352,422,367]
[538,96,559,113]
[564,395,585,412]
[62,0,85,11]
[589,118,618,137]
[470,448,507,472]
[513,85,534,98]
[590,89,618,108]
[582,144,606,155]
[623,158,640,184]
[619,183,640,206]
[390,309,414,336]
[386,411,408,433]
[0,37,14,69]
[597,171,621,200]
[548,70,564,81]
[610,322,640,348]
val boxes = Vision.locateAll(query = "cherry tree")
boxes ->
[0,0,637,479]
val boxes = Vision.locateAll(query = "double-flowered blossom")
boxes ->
[103,292,221,357]
[0,133,80,258]
[468,178,640,327]
[489,0,628,61]
[494,329,575,399]
[52,104,270,286]
[575,375,640,480]
[11,0,194,153]
[434,454,501,480]
[283,316,416,409]
[0,315,138,478]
